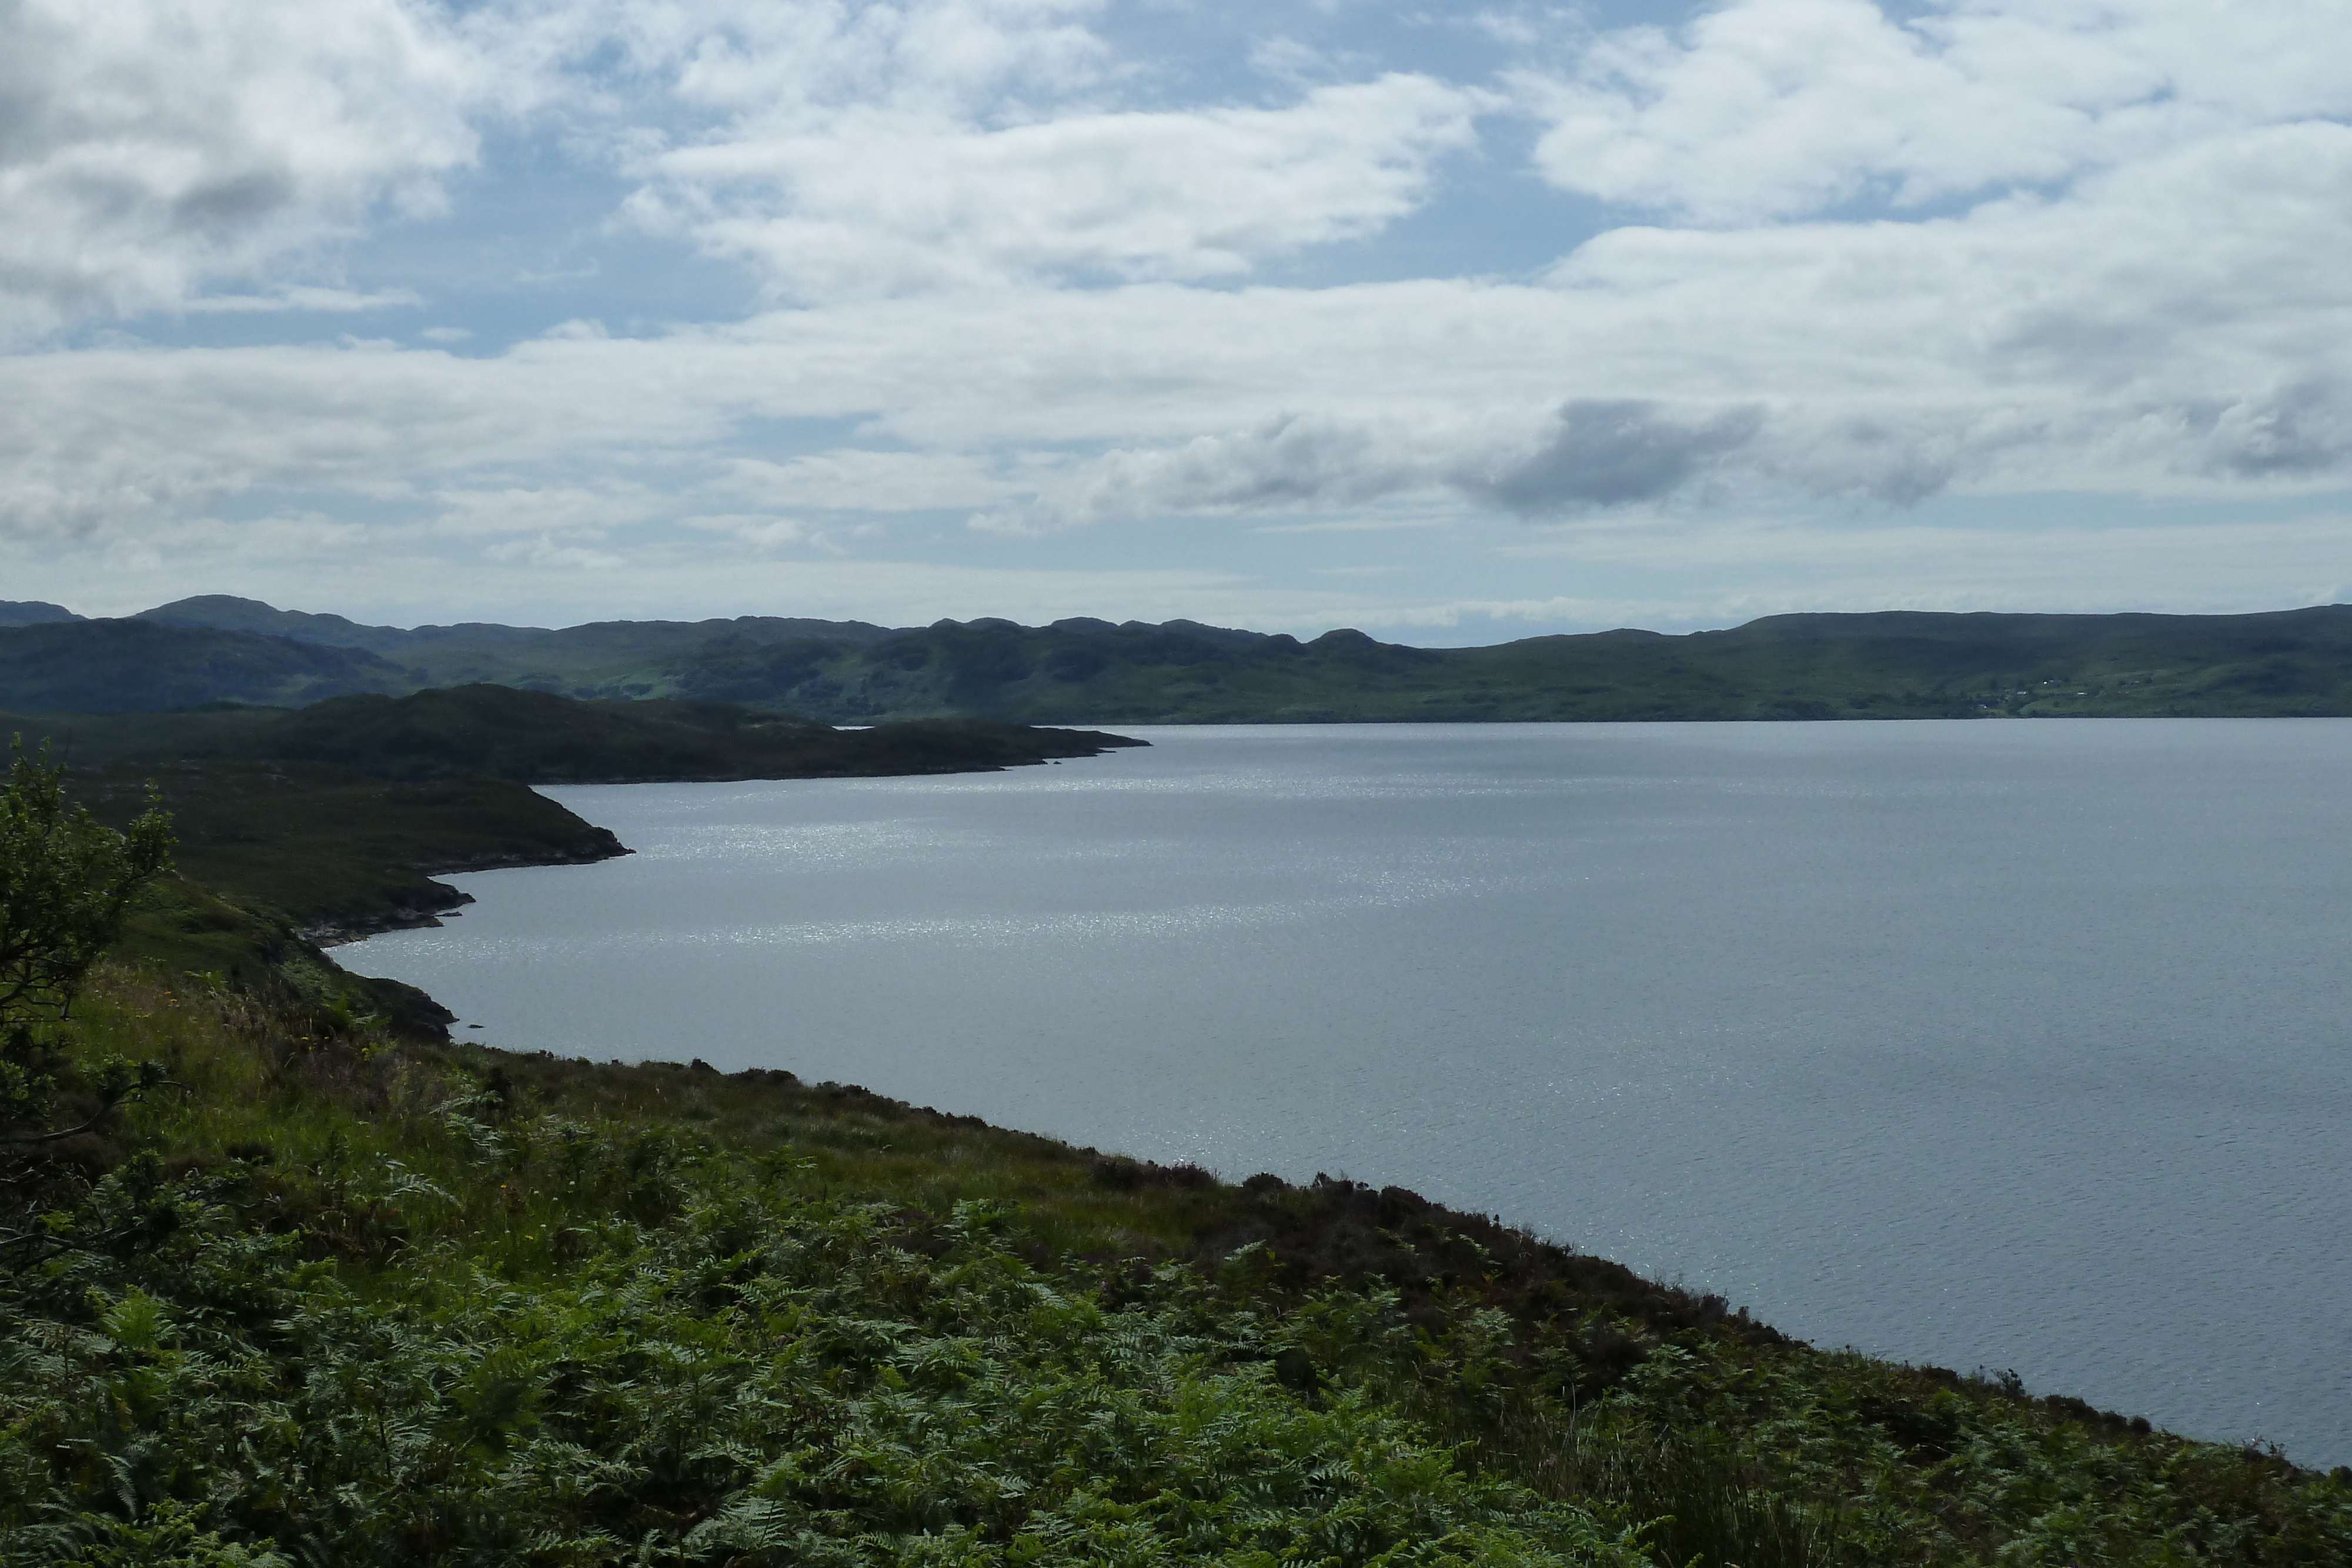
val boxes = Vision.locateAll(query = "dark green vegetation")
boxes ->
[200,684,1145,784]
[14,683,1137,785]
[85,764,627,941]
[0,618,412,713]
[1,967,2344,1564]
[0,747,171,1029]
[24,594,2352,721]
[3,715,2348,1564]
[15,683,1141,788]
[135,595,901,700]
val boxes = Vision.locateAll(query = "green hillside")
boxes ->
[5,961,2344,1564]
[25,597,2352,721]
[133,595,901,692]
[75,761,629,944]
[656,606,2352,723]
[0,619,412,712]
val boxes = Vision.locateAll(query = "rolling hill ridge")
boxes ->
[18,594,2352,719]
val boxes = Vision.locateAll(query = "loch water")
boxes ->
[342,721,2352,1465]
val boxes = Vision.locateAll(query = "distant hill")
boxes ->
[135,595,903,688]
[22,596,2352,720]
[0,618,412,713]
[0,600,83,625]
[658,604,2352,722]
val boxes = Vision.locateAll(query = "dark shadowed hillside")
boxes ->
[0,618,412,712]
[25,683,1145,783]
[71,760,630,946]
[0,600,81,625]
[135,594,901,691]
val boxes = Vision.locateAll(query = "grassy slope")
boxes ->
[79,763,629,940]
[96,872,457,1041]
[1,969,2343,1564]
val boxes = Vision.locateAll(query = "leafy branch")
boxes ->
[0,740,175,1180]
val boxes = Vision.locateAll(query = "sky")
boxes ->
[5,0,2352,641]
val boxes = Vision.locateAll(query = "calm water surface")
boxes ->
[343,722,2352,1464]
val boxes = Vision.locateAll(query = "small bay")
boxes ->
[342,720,2352,1465]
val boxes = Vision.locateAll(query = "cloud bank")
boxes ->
[3,1,2351,633]
[0,0,488,338]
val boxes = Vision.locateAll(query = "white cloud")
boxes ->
[971,413,1445,533]
[179,286,426,315]
[649,0,1108,113]
[1482,506,2352,623]
[0,0,490,339]
[8,0,2352,631]
[631,73,1484,296]
[0,338,731,544]
[682,513,821,549]
[425,482,669,539]
[9,169,2352,562]
[483,533,628,570]
[719,452,1026,513]
[1519,0,2352,224]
